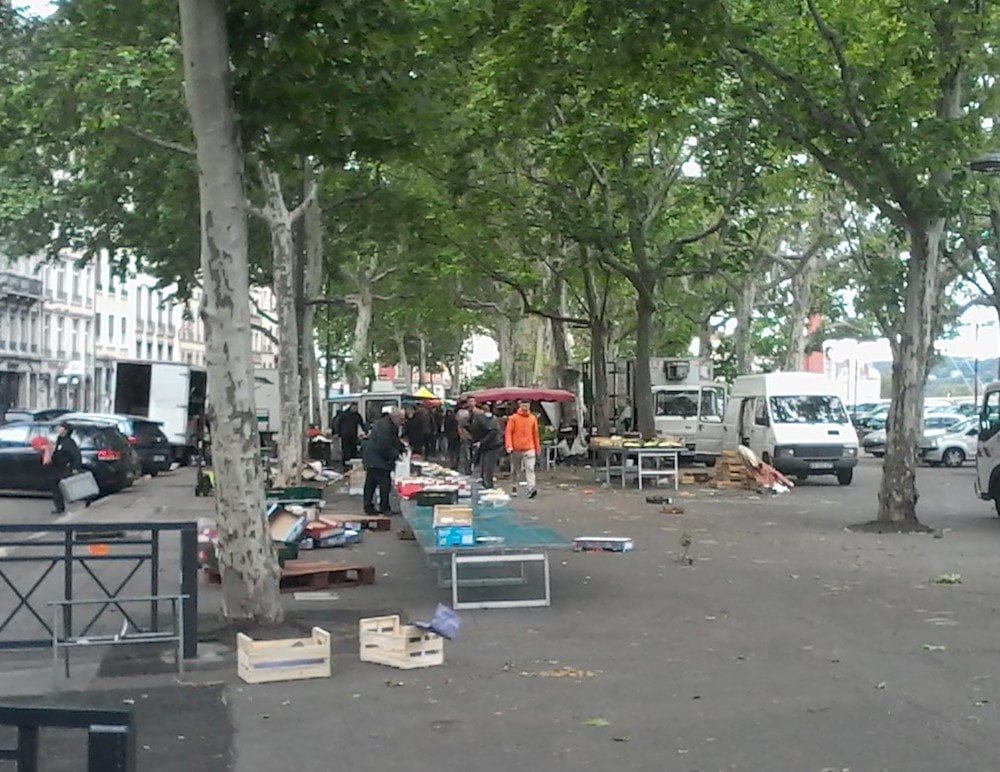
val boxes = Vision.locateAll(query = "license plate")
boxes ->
[809,462,833,470]
[153,455,166,462]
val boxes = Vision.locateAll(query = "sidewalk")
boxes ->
[4,462,1000,770]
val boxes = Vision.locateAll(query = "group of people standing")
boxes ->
[352,396,543,516]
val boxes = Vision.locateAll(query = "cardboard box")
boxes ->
[435,525,475,548]
[432,505,473,527]
[269,511,306,543]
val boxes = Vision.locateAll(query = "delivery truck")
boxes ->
[112,362,207,464]
[587,357,727,462]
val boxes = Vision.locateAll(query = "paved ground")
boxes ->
[4,459,1000,771]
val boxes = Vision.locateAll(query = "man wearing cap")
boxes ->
[362,407,405,515]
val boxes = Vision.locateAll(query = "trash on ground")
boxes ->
[922,644,947,652]
[583,717,611,727]
[933,573,962,584]
[573,536,633,553]
[520,666,601,679]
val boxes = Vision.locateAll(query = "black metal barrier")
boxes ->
[0,704,135,771]
[0,522,198,659]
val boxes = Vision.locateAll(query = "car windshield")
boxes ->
[769,395,849,424]
[655,390,699,418]
[133,422,166,444]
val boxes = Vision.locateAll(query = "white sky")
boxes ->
[14,0,55,16]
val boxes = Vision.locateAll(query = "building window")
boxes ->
[146,342,152,359]
[71,270,80,300]
[156,343,163,360]
[108,315,114,343]
[56,269,65,298]
[136,341,142,359]
[95,314,102,340]
[167,344,174,360]
[56,316,65,355]
[71,319,79,355]
[136,287,143,320]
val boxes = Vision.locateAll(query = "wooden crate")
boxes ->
[359,615,444,670]
[237,627,332,684]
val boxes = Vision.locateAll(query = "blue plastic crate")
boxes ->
[435,525,475,548]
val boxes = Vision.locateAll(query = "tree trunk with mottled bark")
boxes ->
[347,285,373,392]
[301,170,323,426]
[259,165,303,487]
[589,317,611,435]
[877,222,943,525]
[494,316,516,386]
[178,0,281,622]
[633,283,656,438]
[733,280,758,375]
[395,332,412,392]
[782,255,818,371]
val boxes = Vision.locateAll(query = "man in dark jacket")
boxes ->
[470,404,504,489]
[335,403,365,470]
[362,407,405,515]
[46,423,82,514]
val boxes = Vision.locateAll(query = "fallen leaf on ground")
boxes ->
[933,573,962,584]
[583,717,611,727]
[922,644,947,652]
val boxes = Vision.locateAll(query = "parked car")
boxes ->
[0,419,138,495]
[862,413,967,457]
[60,413,173,476]
[2,407,71,424]
[918,417,978,467]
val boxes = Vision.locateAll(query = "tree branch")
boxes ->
[251,323,279,345]
[120,127,196,157]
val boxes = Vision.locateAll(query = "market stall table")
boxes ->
[593,445,680,490]
[400,497,572,610]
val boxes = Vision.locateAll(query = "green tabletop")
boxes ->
[400,498,572,555]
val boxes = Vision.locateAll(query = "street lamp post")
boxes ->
[974,320,997,409]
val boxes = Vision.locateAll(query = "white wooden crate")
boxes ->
[359,615,443,670]
[237,626,332,684]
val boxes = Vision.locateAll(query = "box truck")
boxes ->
[587,358,727,462]
[113,362,207,464]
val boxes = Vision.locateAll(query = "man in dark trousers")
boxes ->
[470,403,504,490]
[335,403,365,470]
[46,423,82,514]
[362,407,405,515]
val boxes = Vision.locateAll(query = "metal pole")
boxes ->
[975,323,981,408]
[179,526,198,659]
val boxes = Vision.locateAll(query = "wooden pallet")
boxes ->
[237,627,332,684]
[205,560,376,591]
[713,450,753,489]
[359,615,443,670]
[680,472,713,485]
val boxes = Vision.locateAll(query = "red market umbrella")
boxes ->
[461,387,575,403]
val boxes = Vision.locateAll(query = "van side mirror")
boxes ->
[755,414,770,427]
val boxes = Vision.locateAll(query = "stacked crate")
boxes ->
[713,450,753,489]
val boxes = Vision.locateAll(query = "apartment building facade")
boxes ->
[0,252,278,413]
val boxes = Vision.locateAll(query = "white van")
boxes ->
[722,372,860,485]
[975,382,1000,514]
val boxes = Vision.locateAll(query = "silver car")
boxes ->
[919,417,979,467]
[863,413,967,458]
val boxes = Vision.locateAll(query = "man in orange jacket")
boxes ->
[504,400,540,498]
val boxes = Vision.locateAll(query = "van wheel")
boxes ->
[994,497,1000,517]
[942,448,965,468]
[837,468,854,486]
[704,457,716,468]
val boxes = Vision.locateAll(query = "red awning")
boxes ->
[461,387,575,403]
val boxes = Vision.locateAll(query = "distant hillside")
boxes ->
[871,357,1000,398]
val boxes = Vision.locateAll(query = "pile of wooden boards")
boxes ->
[713,450,754,490]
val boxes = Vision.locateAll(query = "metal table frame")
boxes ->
[602,447,680,490]
[449,552,551,609]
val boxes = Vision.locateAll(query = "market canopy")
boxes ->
[461,387,575,403]
[412,387,436,399]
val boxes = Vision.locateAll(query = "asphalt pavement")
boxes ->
[4,459,1000,771]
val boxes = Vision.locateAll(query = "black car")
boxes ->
[60,413,172,476]
[0,420,138,495]
[2,408,71,424]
